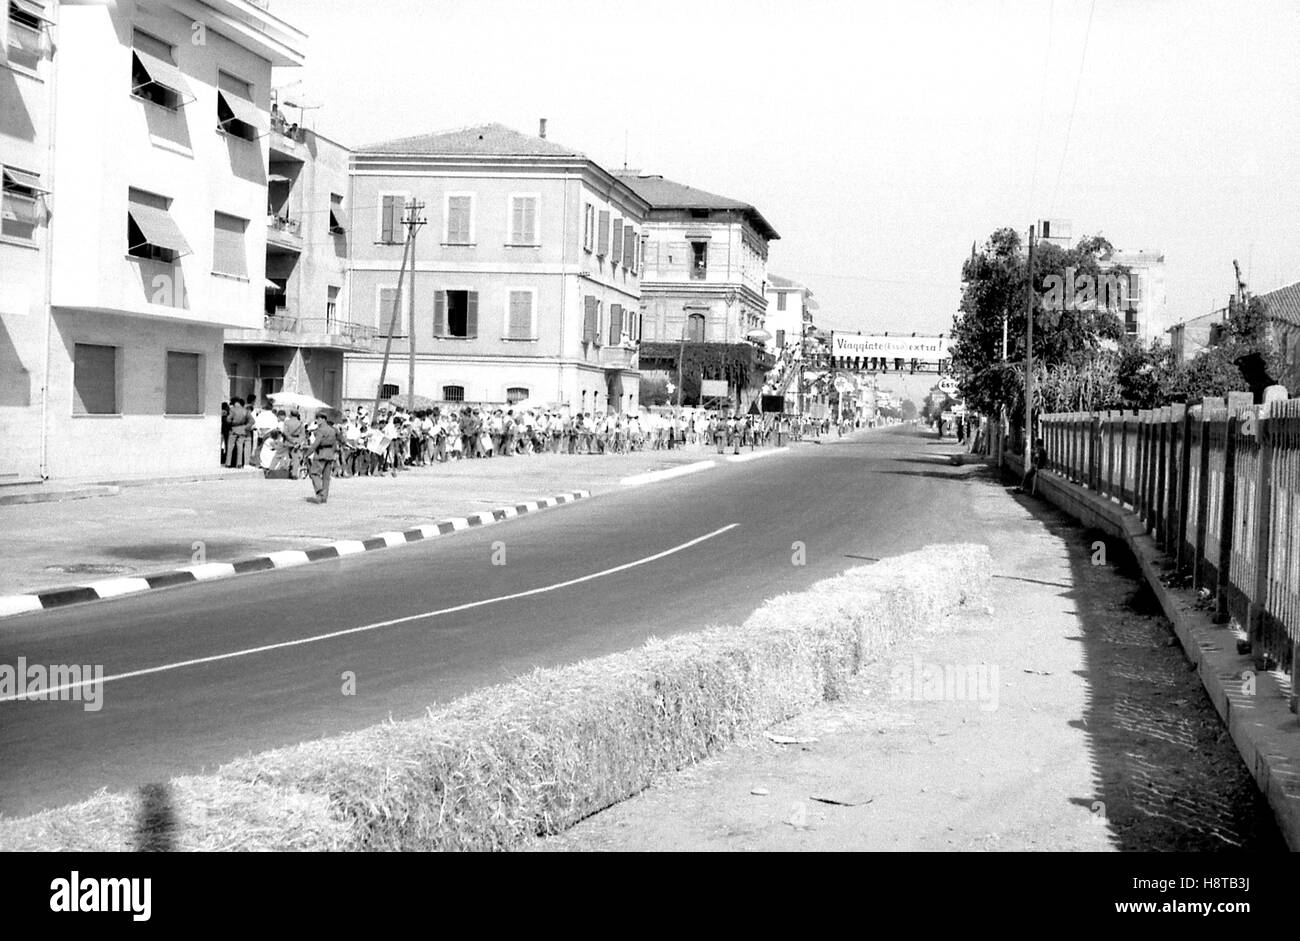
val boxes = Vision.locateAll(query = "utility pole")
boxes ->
[372,230,414,418]
[404,199,427,411]
[1024,223,1036,468]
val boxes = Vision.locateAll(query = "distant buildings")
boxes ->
[763,274,815,356]
[618,172,778,409]
[0,0,306,482]
[1168,281,1300,392]
[1101,248,1169,346]
[344,123,649,414]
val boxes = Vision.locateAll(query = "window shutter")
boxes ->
[637,312,644,342]
[433,290,446,337]
[379,288,403,335]
[611,219,623,264]
[73,344,117,415]
[466,291,478,338]
[623,227,635,271]
[609,304,622,346]
[594,302,602,347]
[212,212,247,278]
[511,198,524,243]
[509,291,531,338]
[381,196,396,243]
[583,296,597,342]
[521,198,536,243]
[597,211,609,256]
[165,351,201,415]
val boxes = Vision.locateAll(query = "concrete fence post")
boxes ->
[1193,401,1214,593]
[1119,411,1129,507]
[1248,396,1285,665]
[1175,403,1192,573]
[1215,393,1253,623]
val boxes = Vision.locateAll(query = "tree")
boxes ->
[951,228,1125,423]
[900,399,918,421]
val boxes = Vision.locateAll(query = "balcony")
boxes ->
[269,111,309,161]
[227,314,379,351]
[266,214,302,252]
[599,344,639,370]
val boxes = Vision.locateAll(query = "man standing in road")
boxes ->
[308,410,339,503]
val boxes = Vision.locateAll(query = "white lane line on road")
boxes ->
[620,460,716,487]
[0,523,740,702]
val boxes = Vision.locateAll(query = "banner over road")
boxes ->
[832,333,950,362]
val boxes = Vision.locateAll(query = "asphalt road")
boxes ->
[0,426,986,816]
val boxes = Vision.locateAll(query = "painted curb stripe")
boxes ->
[0,489,590,622]
[90,577,152,599]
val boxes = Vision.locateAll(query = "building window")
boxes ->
[1,165,48,241]
[7,0,50,70]
[379,195,406,244]
[690,208,709,219]
[379,383,399,400]
[776,329,785,349]
[212,212,248,278]
[623,225,636,272]
[326,286,339,326]
[506,290,534,339]
[509,195,538,245]
[777,291,787,311]
[506,387,529,405]
[596,211,610,257]
[611,218,623,264]
[583,203,595,252]
[130,30,191,110]
[377,287,405,337]
[583,296,599,344]
[328,194,348,235]
[608,304,624,346]
[216,71,259,141]
[73,343,118,415]
[445,194,473,244]
[690,241,708,280]
[442,385,465,403]
[165,351,202,415]
[127,187,191,262]
[687,312,706,342]
[434,290,478,338]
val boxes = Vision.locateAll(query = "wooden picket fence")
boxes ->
[1038,395,1300,679]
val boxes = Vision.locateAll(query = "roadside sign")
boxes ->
[833,376,851,393]
[938,377,959,396]
[700,379,729,398]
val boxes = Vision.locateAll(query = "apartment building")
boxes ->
[618,172,778,409]
[223,102,373,409]
[0,0,56,482]
[1101,248,1169,346]
[763,273,814,354]
[0,0,305,483]
[345,122,649,414]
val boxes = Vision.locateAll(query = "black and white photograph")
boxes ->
[0,0,1296,920]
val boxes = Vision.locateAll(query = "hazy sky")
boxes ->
[271,0,1300,337]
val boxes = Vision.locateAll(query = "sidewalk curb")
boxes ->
[0,490,590,624]
[1004,456,1300,851]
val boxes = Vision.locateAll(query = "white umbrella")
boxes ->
[747,329,772,342]
[268,391,331,413]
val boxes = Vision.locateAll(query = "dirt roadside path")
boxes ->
[534,447,1284,851]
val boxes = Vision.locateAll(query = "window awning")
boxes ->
[132,48,194,103]
[267,173,291,183]
[12,0,54,25]
[218,91,262,135]
[329,205,349,232]
[1,193,39,225]
[128,197,192,256]
[2,166,49,195]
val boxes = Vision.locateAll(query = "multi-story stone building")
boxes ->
[344,122,649,414]
[0,0,305,483]
[1101,248,1169,346]
[617,172,777,410]
[223,102,375,410]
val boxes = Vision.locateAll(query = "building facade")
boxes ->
[0,0,305,482]
[344,123,649,415]
[619,173,778,409]
[223,105,375,410]
[1101,248,1169,346]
